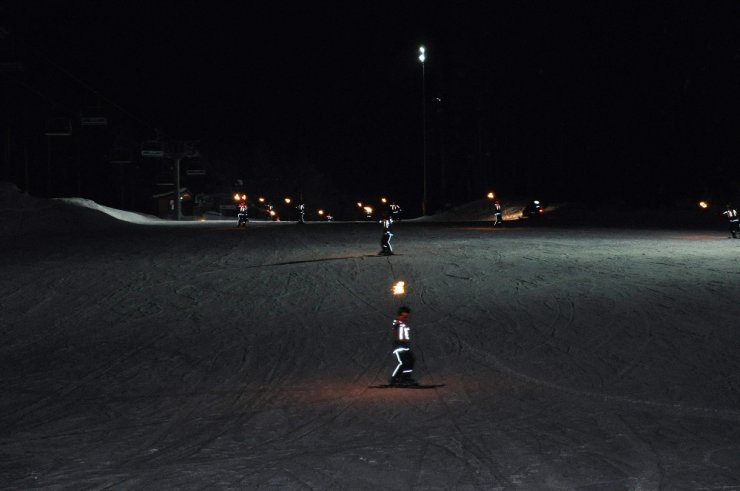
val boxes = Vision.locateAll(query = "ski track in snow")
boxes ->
[0,218,739,489]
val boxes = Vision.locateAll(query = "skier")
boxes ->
[390,201,402,221]
[390,306,416,386]
[492,199,503,227]
[379,215,394,255]
[267,203,278,221]
[237,200,249,226]
[722,204,739,238]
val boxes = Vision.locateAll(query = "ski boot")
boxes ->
[398,373,418,386]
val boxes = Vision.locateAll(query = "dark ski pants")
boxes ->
[392,347,415,378]
[381,232,393,253]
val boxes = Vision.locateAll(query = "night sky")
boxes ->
[2,2,739,216]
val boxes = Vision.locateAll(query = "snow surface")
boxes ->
[1,182,739,489]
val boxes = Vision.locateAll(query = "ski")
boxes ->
[368,383,445,389]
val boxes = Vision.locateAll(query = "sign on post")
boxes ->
[141,140,165,157]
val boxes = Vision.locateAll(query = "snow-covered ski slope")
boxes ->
[1,185,739,489]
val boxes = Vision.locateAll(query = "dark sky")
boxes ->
[2,1,740,212]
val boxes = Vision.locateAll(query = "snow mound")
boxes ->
[0,182,154,238]
[54,197,162,224]
[418,199,554,222]
[0,181,48,210]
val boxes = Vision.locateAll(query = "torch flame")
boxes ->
[392,281,406,295]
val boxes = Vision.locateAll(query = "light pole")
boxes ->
[419,46,427,216]
[141,140,198,220]
[174,157,182,220]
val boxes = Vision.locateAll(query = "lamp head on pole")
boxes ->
[418,46,426,63]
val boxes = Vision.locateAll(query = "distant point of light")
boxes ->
[418,46,426,63]
[698,200,709,209]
